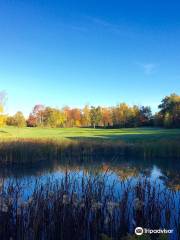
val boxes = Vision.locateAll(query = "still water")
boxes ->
[0,157,180,239]
[1,157,180,191]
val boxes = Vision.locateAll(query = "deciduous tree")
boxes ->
[90,106,102,128]
[13,111,26,127]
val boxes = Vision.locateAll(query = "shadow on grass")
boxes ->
[0,130,9,134]
[65,132,180,142]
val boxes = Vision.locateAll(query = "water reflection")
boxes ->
[0,158,179,240]
[0,157,180,192]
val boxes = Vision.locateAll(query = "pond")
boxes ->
[0,157,179,240]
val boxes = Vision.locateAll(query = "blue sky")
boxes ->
[0,0,180,116]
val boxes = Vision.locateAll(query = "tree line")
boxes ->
[0,93,180,128]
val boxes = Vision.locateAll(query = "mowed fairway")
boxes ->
[0,126,180,143]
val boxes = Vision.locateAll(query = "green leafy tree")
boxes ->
[154,112,163,127]
[158,93,180,128]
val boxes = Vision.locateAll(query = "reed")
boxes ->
[0,138,179,164]
[0,175,179,240]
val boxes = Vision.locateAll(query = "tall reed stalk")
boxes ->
[0,139,179,164]
[0,175,179,240]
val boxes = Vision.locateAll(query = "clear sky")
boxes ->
[0,0,180,116]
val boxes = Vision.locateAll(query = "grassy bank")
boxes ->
[0,126,180,142]
[0,127,180,163]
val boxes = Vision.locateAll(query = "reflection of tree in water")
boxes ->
[1,158,180,191]
[160,170,180,191]
[114,167,139,180]
[0,160,149,181]
[53,163,140,180]
[101,163,139,180]
[34,164,180,192]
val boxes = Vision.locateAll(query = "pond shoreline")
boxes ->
[0,139,179,164]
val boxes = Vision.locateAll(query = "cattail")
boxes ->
[133,198,144,211]
[2,203,8,212]
[62,194,69,204]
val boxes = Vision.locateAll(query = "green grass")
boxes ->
[0,126,180,143]
[0,127,180,162]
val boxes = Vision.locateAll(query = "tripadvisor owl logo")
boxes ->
[135,227,174,235]
[135,227,143,235]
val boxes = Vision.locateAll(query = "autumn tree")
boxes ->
[101,107,112,127]
[6,116,16,126]
[112,103,131,127]
[139,106,152,126]
[129,105,140,127]
[81,105,91,127]
[7,93,179,129]
[158,93,180,128]
[62,106,71,127]
[43,107,66,128]
[32,104,45,126]
[26,114,37,127]
[0,91,7,127]
[118,103,132,127]
[90,106,102,128]
[70,108,82,127]
[13,111,26,127]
